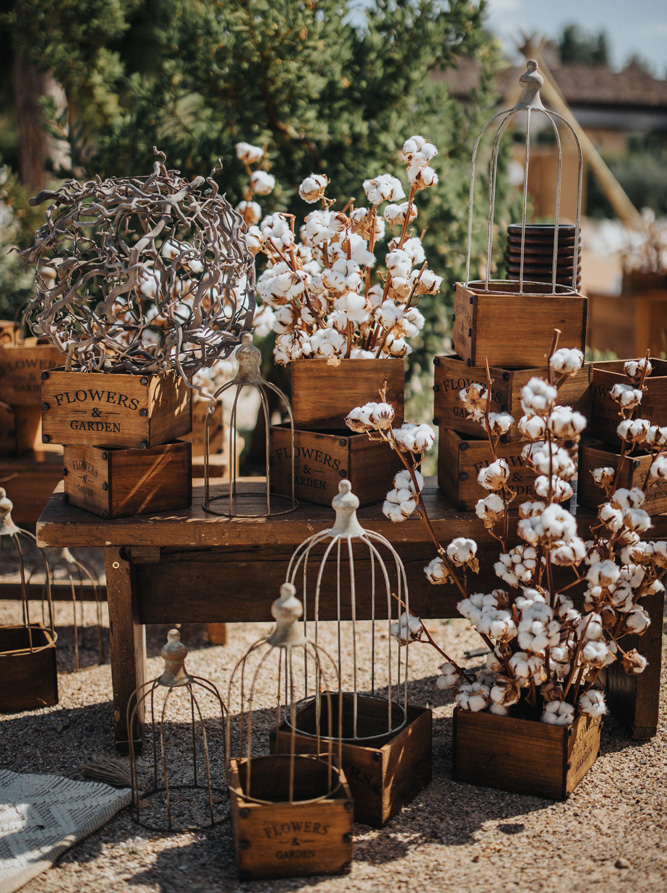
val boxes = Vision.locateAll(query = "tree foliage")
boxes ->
[558,24,609,67]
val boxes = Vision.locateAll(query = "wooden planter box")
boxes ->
[579,440,667,515]
[229,755,353,880]
[0,342,63,404]
[273,693,432,827]
[270,425,403,507]
[41,369,192,449]
[589,358,667,445]
[0,404,42,457]
[0,623,58,711]
[181,398,224,456]
[433,353,590,442]
[63,441,192,518]
[452,281,587,368]
[453,708,601,800]
[438,428,538,511]
[290,358,404,430]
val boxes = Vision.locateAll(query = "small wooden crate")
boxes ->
[270,425,403,507]
[63,441,192,518]
[0,624,58,711]
[589,358,667,444]
[438,428,538,511]
[229,755,353,880]
[433,353,590,442]
[273,693,432,828]
[0,342,63,404]
[291,358,404,430]
[0,448,63,525]
[181,398,224,456]
[41,369,192,449]
[0,405,42,457]
[452,281,587,368]
[579,440,667,515]
[453,708,600,800]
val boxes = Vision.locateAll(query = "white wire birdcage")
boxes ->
[203,332,297,518]
[465,59,583,295]
[126,629,227,832]
[284,479,410,744]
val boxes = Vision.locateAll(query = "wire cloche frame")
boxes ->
[203,331,297,518]
[21,150,255,381]
[465,59,583,295]
[127,628,227,832]
[284,479,410,743]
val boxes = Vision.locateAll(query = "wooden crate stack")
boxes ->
[41,369,194,518]
[579,358,667,515]
[435,283,591,511]
[270,358,405,506]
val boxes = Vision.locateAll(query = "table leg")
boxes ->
[105,546,146,753]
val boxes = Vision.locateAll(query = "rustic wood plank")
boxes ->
[0,343,62,404]
[1,448,63,525]
[0,623,58,711]
[291,358,404,429]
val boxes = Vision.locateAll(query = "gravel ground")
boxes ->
[0,565,666,893]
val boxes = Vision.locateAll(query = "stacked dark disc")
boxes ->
[505,223,581,291]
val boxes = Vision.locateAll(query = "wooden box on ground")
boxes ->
[273,693,432,828]
[453,709,600,800]
[290,358,404,430]
[41,370,192,449]
[452,281,587,368]
[589,358,667,444]
[578,440,667,515]
[433,353,590,442]
[63,441,192,518]
[438,429,538,511]
[181,399,224,456]
[0,624,58,711]
[0,343,63,404]
[0,405,42,457]
[270,425,403,507]
[229,755,353,881]
[587,274,667,360]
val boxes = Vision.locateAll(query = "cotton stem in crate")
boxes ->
[345,337,667,724]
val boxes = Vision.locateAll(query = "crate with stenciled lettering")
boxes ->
[578,439,667,516]
[0,341,62,404]
[438,428,539,511]
[589,358,667,445]
[433,353,590,443]
[41,370,192,449]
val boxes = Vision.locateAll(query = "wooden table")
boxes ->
[36,481,664,750]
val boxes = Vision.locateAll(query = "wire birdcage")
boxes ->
[203,331,297,518]
[0,488,58,711]
[226,582,352,881]
[465,59,583,295]
[126,629,227,832]
[285,479,410,744]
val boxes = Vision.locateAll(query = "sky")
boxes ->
[483,0,667,76]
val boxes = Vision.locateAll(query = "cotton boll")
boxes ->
[547,405,587,439]
[235,141,264,164]
[521,378,557,415]
[649,454,667,481]
[578,690,607,718]
[592,466,615,491]
[622,507,651,533]
[384,201,418,228]
[385,248,413,279]
[390,610,423,644]
[581,640,610,668]
[610,382,643,409]
[251,170,276,195]
[490,676,521,706]
[363,173,406,205]
[586,559,621,587]
[617,418,650,444]
[622,649,648,674]
[577,612,604,642]
[335,291,369,323]
[478,459,510,491]
[541,700,575,726]
[424,556,452,585]
[551,536,586,566]
[625,606,651,634]
[645,425,667,448]
[436,662,459,689]
[476,493,505,526]
[446,536,479,568]
[534,475,573,503]
[460,382,488,418]
[299,173,328,203]
[408,164,439,190]
[487,412,514,436]
[624,357,652,382]
[455,682,490,712]
[401,237,426,266]
[550,348,584,376]
[393,423,435,453]
[518,415,546,440]
[412,266,442,295]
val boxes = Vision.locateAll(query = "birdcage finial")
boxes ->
[328,479,366,537]
[158,629,191,687]
[515,59,544,110]
[234,331,264,384]
[0,488,19,537]
[267,582,307,648]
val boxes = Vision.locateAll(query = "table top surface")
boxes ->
[32,478,648,550]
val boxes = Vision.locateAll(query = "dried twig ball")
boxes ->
[21,150,256,377]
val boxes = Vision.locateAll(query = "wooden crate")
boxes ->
[0,320,18,344]
[270,425,403,507]
[0,623,58,711]
[63,440,192,518]
[41,369,192,449]
[0,405,42,457]
[453,708,600,800]
[229,755,353,880]
[181,398,224,456]
[578,440,667,515]
[0,342,63,404]
[291,358,404,430]
[438,428,538,511]
[589,358,667,445]
[273,693,432,828]
[433,353,590,442]
[452,281,587,368]
[0,448,63,524]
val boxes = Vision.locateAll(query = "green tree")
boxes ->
[558,24,610,67]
